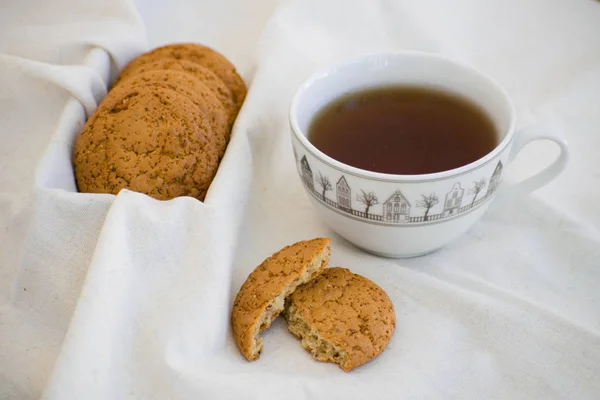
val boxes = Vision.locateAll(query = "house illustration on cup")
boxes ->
[336,175,352,210]
[300,155,314,192]
[443,182,465,216]
[382,190,411,223]
[486,160,503,197]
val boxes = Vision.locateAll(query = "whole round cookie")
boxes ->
[115,58,238,125]
[231,238,331,361]
[284,267,396,371]
[116,69,230,146]
[118,43,246,114]
[73,86,224,201]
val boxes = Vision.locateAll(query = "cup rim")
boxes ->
[289,51,516,182]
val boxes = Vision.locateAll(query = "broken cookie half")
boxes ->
[284,267,396,371]
[231,238,331,361]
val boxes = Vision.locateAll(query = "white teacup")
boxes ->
[289,52,569,258]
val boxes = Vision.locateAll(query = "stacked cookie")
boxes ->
[73,43,246,201]
[231,238,396,372]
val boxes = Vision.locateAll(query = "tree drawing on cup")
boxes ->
[356,190,379,215]
[317,172,332,200]
[417,193,440,221]
[469,178,487,206]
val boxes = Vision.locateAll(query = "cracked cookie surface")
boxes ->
[117,43,246,115]
[114,59,239,125]
[73,85,224,201]
[231,238,331,362]
[115,69,230,146]
[284,267,395,371]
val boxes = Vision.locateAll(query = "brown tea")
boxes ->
[308,86,498,175]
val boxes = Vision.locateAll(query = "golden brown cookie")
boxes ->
[117,43,246,116]
[114,58,239,125]
[284,267,396,371]
[115,69,230,145]
[231,238,331,361]
[73,86,224,201]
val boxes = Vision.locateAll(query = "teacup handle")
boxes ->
[498,125,569,201]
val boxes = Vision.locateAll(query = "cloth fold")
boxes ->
[1,0,599,399]
[1,53,107,116]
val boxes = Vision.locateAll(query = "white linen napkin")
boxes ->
[0,1,146,398]
[1,0,600,399]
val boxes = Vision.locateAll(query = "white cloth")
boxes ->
[1,0,600,399]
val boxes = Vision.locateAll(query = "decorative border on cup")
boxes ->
[296,151,504,227]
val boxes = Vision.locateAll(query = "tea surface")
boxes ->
[308,86,498,175]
